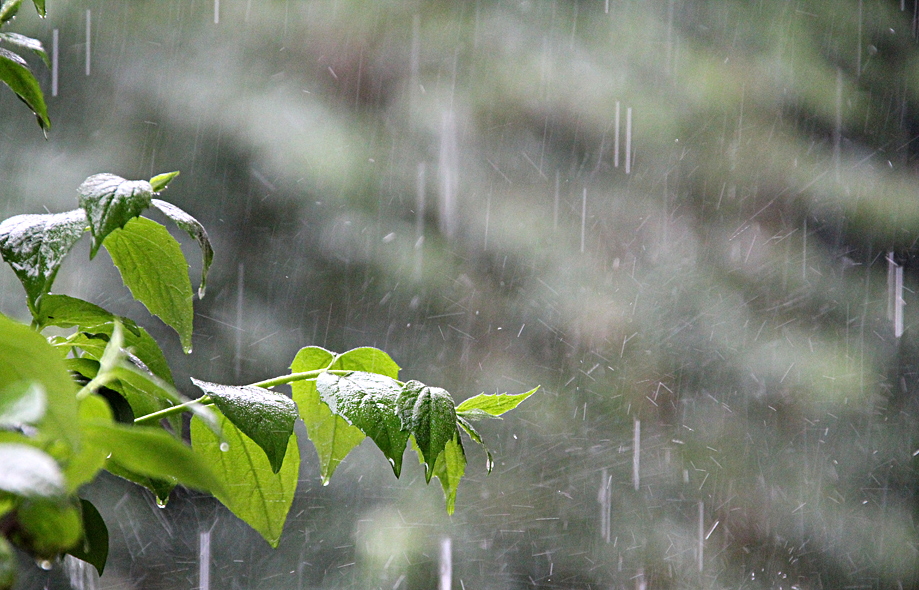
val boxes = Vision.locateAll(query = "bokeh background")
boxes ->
[2,0,919,588]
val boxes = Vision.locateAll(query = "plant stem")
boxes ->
[134,395,212,425]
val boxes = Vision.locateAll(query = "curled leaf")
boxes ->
[77,173,154,258]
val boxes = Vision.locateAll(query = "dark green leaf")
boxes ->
[290,346,365,484]
[191,412,298,548]
[397,380,457,482]
[66,323,174,386]
[152,199,213,298]
[0,536,15,590]
[0,210,87,311]
[0,314,79,448]
[0,443,65,498]
[0,0,22,24]
[456,415,494,474]
[431,433,465,515]
[29,0,41,18]
[77,173,154,258]
[35,294,140,335]
[66,498,108,575]
[0,381,44,428]
[10,497,82,559]
[0,33,48,67]
[85,422,223,494]
[316,371,409,476]
[190,378,296,474]
[104,461,174,505]
[149,171,180,193]
[454,387,538,418]
[103,217,194,353]
[0,47,48,132]
[108,364,183,434]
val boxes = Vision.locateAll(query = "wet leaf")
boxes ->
[11,497,82,559]
[63,395,112,492]
[0,210,87,311]
[0,381,44,428]
[149,171,180,193]
[66,322,174,386]
[66,498,108,576]
[103,216,194,353]
[456,415,494,474]
[103,460,174,506]
[0,444,65,498]
[190,378,297,473]
[0,33,47,67]
[0,0,22,24]
[152,199,213,298]
[330,346,400,378]
[0,536,14,590]
[290,346,365,484]
[78,174,154,258]
[29,0,41,17]
[432,433,465,515]
[397,380,457,482]
[0,47,48,132]
[35,294,141,335]
[317,371,409,476]
[455,387,538,418]
[191,412,298,548]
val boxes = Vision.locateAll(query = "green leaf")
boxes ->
[10,497,82,559]
[0,210,87,311]
[397,380,457,482]
[0,381,44,428]
[66,498,108,576]
[431,434,465,515]
[84,422,222,495]
[0,314,79,449]
[152,199,213,298]
[455,387,538,418]
[331,347,401,378]
[0,443,65,498]
[0,0,22,24]
[191,412,298,548]
[149,171,180,193]
[102,216,194,353]
[107,364,184,433]
[0,33,48,67]
[456,415,494,473]
[66,323,174,385]
[290,347,365,485]
[35,294,140,335]
[78,174,154,258]
[104,460,174,506]
[0,536,15,590]
[190,378,297,474]
[316,371,409,477]
[0,47,48,132]
[63,395,112,492]
[29,0,41,17]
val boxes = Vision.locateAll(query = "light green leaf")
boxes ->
[316,371,409,477]
[35,294,140,335]
[103,216,194,353]
[78,174,154,258]
[0,46,48,132]
[103,460,174,506]
[190,378,297,474]
[290,346,365,485]
[10,497,82,559]
[432,434,465,515]
[0,381,44,428]
[331,347,401,378]
[0,210,87,311]
[191,412,298,548]
[149,171,180,193]
[456,415,494,474]
[0,33,48,67]
[455,387,538,418]
[63,395,112,492]
[0,314,78,449]
[397,380,457,482]
[0,0,22,24]
[0,444,65,498]
[152,199,213,298]
[84,422,222,495]
[66,498,108,576]
[65,322,174,386]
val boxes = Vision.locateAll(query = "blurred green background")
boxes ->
[3,0,919,588]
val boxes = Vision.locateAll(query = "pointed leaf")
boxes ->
[331,347,400,378]
[432,433,465,515]
[102,216,194,353]
[78,174,154,258]
[152,199,213,298]
[0,314,78,449]
[0,381,44,428]
[67,498,108,575]
[316,371,409,476]
[455,387,538,418]
[104,460,175,505]
[191,412,298,548]
[28,0,41,17]
[84,422,223,494]
[190,378,297,473]
[149,171,180,193]
[0,46,48,132]
[0,33,48,67]
[290,346,365,484]
[35,294,140,335]
[66,323,174,385]
[0,210,87,311]
[0,0,23,24]
[457,415,494,474]
[0,444,65,498]
[397,380,457,482]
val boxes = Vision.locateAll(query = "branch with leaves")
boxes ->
[0,0,50,134]
[0,171,536,587]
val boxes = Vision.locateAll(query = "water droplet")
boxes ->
[220,442,230,452]
[37,559,53,571]
[156,497,168,509]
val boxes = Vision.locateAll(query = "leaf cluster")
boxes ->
[0,171,536,587]
[0,0,49,133]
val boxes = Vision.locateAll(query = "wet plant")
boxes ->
[0,171,536,586]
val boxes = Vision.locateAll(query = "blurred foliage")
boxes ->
[3,0,919,588]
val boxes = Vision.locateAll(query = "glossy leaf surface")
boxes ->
[0,444,65,498]
[77,174,153,258]
[0,33,48,66]
[0,0,22,23]
[35,294,140,335]
[454,387,538,418]
[66,498,108,575]
[397,380,457,481]
[151,198,213,298]
[191,412,298,548]
[0,47,48,132]
[149,171,180,192]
